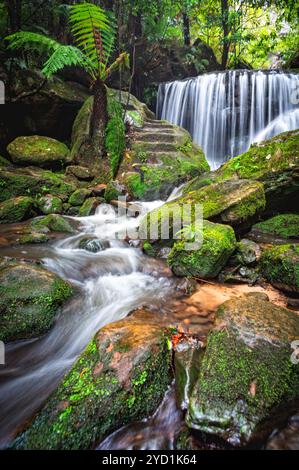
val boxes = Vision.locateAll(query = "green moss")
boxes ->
[31,214,74,233]
[0,263,73,342]
[0,155,11,167]
[7,136,70,168]
[37,195,63,215]
[19,232,49,244]
[78,198,99,217]
[168,220,236,278]
[14,322,172,449]
[0,196,34,224]
[105,97,126,177]
[253,214,299,239]
[260,244,299,290]
[126,110,144,127]
[68,189,91,206]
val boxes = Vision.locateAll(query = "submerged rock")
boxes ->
[260,244,299,294]
[168,221,237,278]
[14,309,172,450]
[186,295,299,445]
[7,136,70,169]
[0,262,73,342]
[0,197,35,224]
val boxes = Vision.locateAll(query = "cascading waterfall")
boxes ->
[157,70,299,170]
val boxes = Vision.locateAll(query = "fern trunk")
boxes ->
[90,78,108,157]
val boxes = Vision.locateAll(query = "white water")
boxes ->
[0,200,176,447]
[157,70,299,170]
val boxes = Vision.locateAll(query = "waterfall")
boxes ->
[157,70,299,170]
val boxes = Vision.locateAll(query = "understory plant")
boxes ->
[6,2,129,158]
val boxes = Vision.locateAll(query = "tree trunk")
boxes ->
[6,0,22,31]
[183,12,191,46]
[90,78,108,157]
[221,0,230,69]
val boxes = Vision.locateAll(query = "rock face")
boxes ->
[260,244,299,293]
[0,167,76,203]
[168,221,237,278]
[0,262,73,342]
[0,197,35,224]
[14,309,172,450]
[186,295,299,445]
[7,136,70,169]
[250,214,299,242]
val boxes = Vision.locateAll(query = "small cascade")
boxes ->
[157,70,299,170]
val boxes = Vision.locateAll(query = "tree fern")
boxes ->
[6,32,60,57]
[42,45,94,78]
[69,2,116,79]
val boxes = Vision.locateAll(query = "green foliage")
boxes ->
[105,97,126,177]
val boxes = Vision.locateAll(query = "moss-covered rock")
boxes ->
[250,214,299,241]
[65,166,93,180]
[0,262,73,342]
[186,295,299,445]
[0,155,12,167]
[174,343,204,410]
[236,239,261,266]
[37,195,63,215]
[168,221,236,278]
[140,179,265,241]
[260,244,299,293]
[78,197,99,217]
[7,136,70,169]
[68,189,91,207]
[0,167,76,203]
[0,196,35,224]
[14,309,172,450]
[31,214,74,234]
[19,232,49,245]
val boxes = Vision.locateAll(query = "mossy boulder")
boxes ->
[37,195,63,215]
[69,188,91,207]
[236,239,261,266]
[65,166,93,180]
[78,197,99,217]
[250,214,299,242]
[31,214,74,234]
[168,221,237,278]
[7,136,70,169]
[186,295,299,445]
[0,155,12,167]
[260,244,299,293]
[0,262,73,342]
[175,343,204,410]
[140,179,265,242]
[14,309,172,450]
[0,196,35,224]
[0,167,76,203]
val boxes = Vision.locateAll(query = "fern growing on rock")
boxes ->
[6,2,129,158]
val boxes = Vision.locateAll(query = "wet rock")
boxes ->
[79,238,104,253]
[0,166,76,203]
[168,221,237,279]
[266,413,299,450]
[65,166,93,181]
[0,261,73,342]
[104,181,127,203]
[249,214,299,243]
[37,195,63,215]
[31,215,75,234]
[7,136,70,169]
[0,196,35,224]
[260,244,299,294]
[236,239,261,266]
[14,309,172,450]
[219,265,260,285]
[68,188,92,207]
[91,183,107,197]
[78,197,100,217]
[186,295,299,445]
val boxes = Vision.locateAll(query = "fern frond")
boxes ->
[42,45,95,78]
[5,32,60,57]
[106,52,130,79]
[69,3,116,77]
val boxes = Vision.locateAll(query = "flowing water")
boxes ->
[0,199,180,447]
[157,70,299,169]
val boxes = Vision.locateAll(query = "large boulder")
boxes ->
[168,221,237,278]
[31,215,75,234]
[36,195,63,215]
[14,309,172,450]
[7,136,70,169]
[260,244,299,294]
[0,167,76,203]
[0,261,73,342]
[0,196,35,224]
[186,295,299,445]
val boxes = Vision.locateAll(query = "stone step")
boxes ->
[134,132,179,143]
[133,141,178,152]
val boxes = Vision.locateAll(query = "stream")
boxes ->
[0,196,181,448]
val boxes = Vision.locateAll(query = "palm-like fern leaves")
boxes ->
[69,3,116,79]
[6,31,60,56]
[42,45,94,78]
